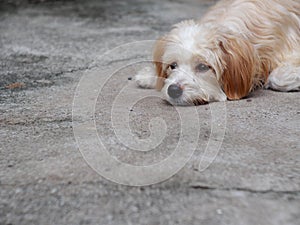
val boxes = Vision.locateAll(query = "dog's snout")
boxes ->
[168,84,183,99]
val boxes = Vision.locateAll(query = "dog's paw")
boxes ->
[266,65,300,91]
[134,67,157,89]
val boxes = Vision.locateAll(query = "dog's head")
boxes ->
[154,20,257,105]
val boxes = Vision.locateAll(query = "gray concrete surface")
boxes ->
[0,0,299,224]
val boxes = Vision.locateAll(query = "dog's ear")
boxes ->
[218,37,256,100]
[153,37,168,90]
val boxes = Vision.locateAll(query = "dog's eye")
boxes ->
[196,63,210,73]
[169,62,178,70]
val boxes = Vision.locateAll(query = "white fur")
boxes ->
[266,65,300,91]
[134,67,157,89]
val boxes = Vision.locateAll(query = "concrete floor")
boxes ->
[0,0,299,224]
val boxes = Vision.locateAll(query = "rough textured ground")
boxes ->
[0,0,299,224]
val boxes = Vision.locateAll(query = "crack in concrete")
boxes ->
[1,181,300,197]
[189,184,300,195]
[0,116,73,126]
[52,64,96,77]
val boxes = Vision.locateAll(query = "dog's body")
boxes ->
[135,0,300,105]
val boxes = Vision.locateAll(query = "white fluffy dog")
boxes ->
[135,0,300,105]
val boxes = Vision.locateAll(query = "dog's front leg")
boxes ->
[134,66,157,89]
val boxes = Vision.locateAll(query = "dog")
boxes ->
[135,0,300,105]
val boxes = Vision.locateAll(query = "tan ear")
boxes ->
[153,37,168,90]
[219,37,256,100]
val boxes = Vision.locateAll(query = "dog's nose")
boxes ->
[168,84,183,99]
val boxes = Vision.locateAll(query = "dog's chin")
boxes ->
[164,98,190,106]
[164,95,208,106]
